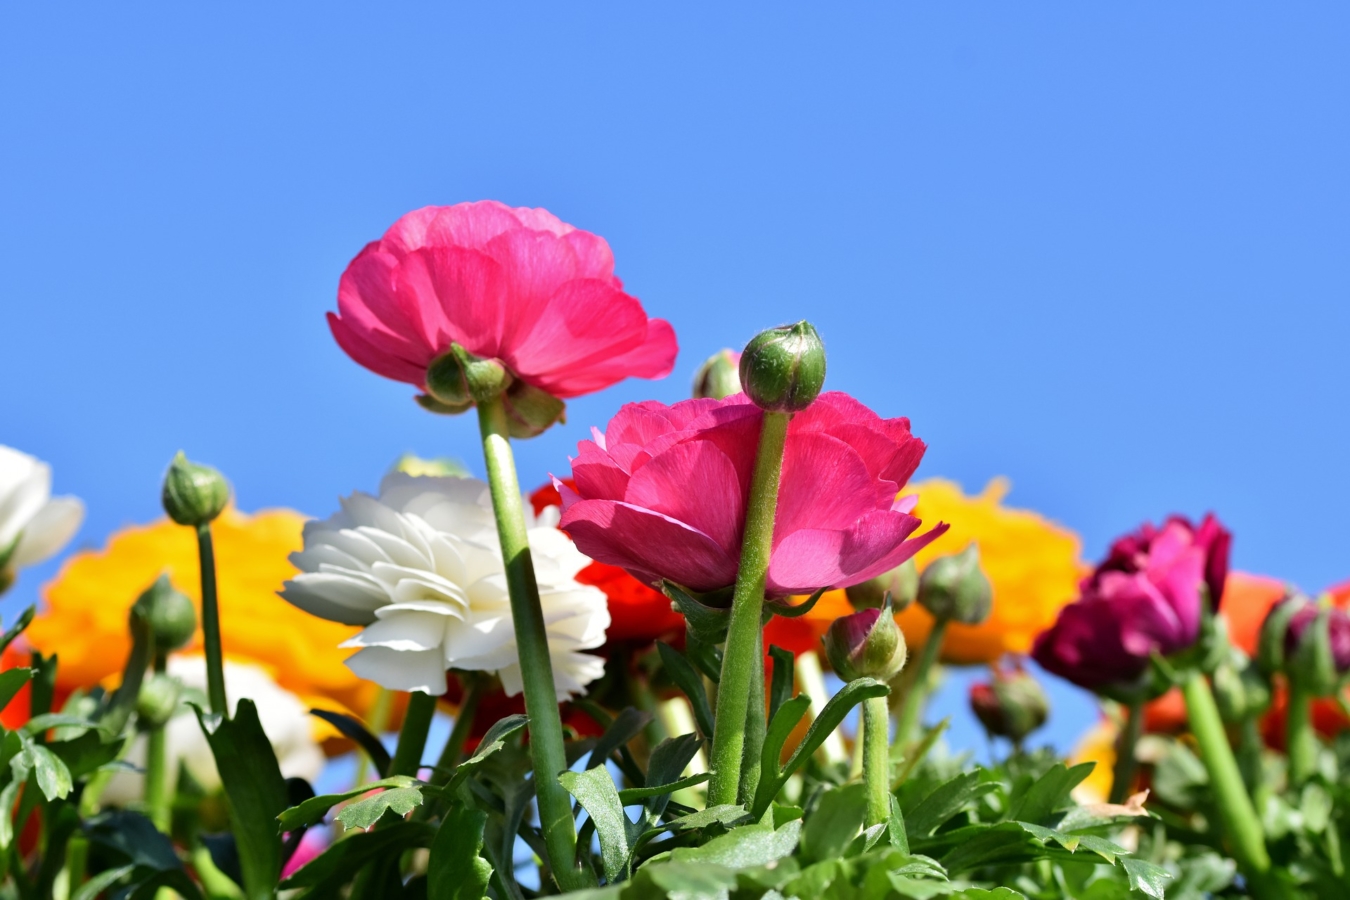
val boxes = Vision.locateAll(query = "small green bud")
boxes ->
[425,344,511,407]
[739,321,826,413]
[969,665,1049,744]
[918,545,992,625]
[1212,652,1270,723]
[136,575,197,652]
[692,349,742,400]
[823,602,907,682]
[162,452,229,527]
[502,380,566,439]
[390,454,472,478]
[137,673,181,727]
[1286,603,1350,697]
[845,559,919,612]
[1256,591,1309,678]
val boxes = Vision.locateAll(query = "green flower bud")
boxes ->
[845,558,919,612]
[1212,652,1270,724]
[823,603,907,682]
[1286,603,1350,697]
[739,321,826,413]
[1256,591,1310,678]
[137,672,181,727]
[502,380,566,439]
[918,545,992,625]
[135,574,197,652]
[425,343,512,407]
[162,453,230,527]
[969,665,1049,744]
[692,349,742,400]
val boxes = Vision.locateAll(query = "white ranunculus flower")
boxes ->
[280,474,610,698]
[0,446,84,591]
[101,656,325,805]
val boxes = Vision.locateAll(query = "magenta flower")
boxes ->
[1032,514,1232,691]
[329,201,677,400]
[556,392,947,597]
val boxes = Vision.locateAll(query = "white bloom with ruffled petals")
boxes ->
[0,445,84,592]
[280,474,609,698]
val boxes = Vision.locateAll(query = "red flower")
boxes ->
[558,393,946,597]
[329,201,677,400]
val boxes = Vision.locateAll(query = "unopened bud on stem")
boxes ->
[823,602,907,682]
[969,664,1049,744]
[846,559,918,611]
[918,545,992,625]
[137,574,197,652]
[693,349,742,400]
[162,453,229,527]
[426,343,511,407]
[739,321,826,413]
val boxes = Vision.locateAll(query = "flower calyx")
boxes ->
[426,343,513,407]
[162,452,230,527]
[739,321,826,413]
[918,545,992,625]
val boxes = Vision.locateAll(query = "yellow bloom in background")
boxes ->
[894,477,1085,665]
[26,507,382,741]
[1068,718,1117,805]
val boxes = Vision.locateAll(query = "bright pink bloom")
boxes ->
[1032,515,1232,691]
[281,829,327,879]
[556,392,947,597]
[329,201,677,399]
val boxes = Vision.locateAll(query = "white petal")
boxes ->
[341,610,447,652]
[279,573,386,625]
[0,459,50,550]
[10,496,83,568]
[0,446,41,500]
[345,646,447,694]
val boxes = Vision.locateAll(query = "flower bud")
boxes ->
[969,665,1048,744]
[845,559,919,612]
[739,321,826,413]
[137,672,181,727]
[823,604,907,682]
[137,574,197,652]
[425,343,511,407]
[692,349,742,400]
[1285,604,1350,696]
[1257,591,1311,678]
[162,453,230,527]
[1212,652,1270,723]
[502,380,566,439]
[918,545,992,625]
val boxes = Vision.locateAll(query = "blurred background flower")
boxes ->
[0,445,84,596]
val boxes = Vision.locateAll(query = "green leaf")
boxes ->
[559,766,634,883]
[1121,857,1173,899]
[280,821,436,890]
[904,772,993,840]
[657,642,714,738]
[277,776,421,832]
[759,695,810,782]
[196,699,289,900]
[0,668,31,714]
[618,774,708,805]
[427,802,492,900]
[0,780,19,852]
[888,795,909,854]
[670,819,802,868]
[47,729,123,779]
[309,708,391,777]
[70,864,134,900]
[0,607,35,656]
[587,706,651,772]
[629,860,738,900]
[83,810,183,871]
[24,742,72,800]
[664,804,752,832]
[768,645,795,723]
[1006,763,1094,825]
[893,717,951,785]
[801,783,867,863]
[765,586,828,619]
[335,786,425,830]
[442,714,527,794]
[125,868,205,900]
[22,713,103,735]
[661,581,731,645]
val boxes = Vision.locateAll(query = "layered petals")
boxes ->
[0,445,84,585]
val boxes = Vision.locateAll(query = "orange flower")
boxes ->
[23,508,384,738]
[893,478,1085,665]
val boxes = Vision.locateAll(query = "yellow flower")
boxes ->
[1068,718,1117,805]
[894,477,1085,665]
[26,507,382,737]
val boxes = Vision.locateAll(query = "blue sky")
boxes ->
[2,4,1347,755]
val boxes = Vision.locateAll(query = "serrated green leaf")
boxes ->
[630,859,737,900]
[47,728,123,779]
[905,772,990,839]
[428,802,492,900]
[802,783,867,863]
[277,775,420,832]
[664,804,752,832]
[335,785,425,830]
[658,642,715,738]
[1006,763,1094,825]
[1121,857,1173,899]
[26,743,72,799]
[888,795,910,853]
[559,766,634,883]
[670,819,802,869]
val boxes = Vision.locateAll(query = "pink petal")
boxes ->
[563,229,617,281]
[484,229,583,351]
[416,201,528,252]
[400,246,509,359]
[337,245,436,359]
[570,440,632,502]
[775,432,895,537]
[560,499,739,593]
[624,440,745,554]
[766,512,946,595]
[327,313,429,386]
[540,318,678,396]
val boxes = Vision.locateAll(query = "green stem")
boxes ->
[63,836,88,900]
[862,695,891,827]
[892,617,948,750]
[1181,670,1273,892]
[739,632,765,805]
[144,653,172,833]
[707,410,791,807]
[1285,683,1317,787]
[196,524,228,717]
[431,676,484,783]
[1108,698,1144,804]
[388,691,436,778]
[1238,717,1265,799]
[476,397,588,891]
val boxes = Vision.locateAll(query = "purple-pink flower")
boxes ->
[329,201,677,400]
[557,392,947,597]
[1032,514,1232,691]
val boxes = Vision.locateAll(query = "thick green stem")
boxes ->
[144,654,172,832]
[1285,683,1317,787]
[196,524,228,717]
[708,410,791,807]
[739,632,765,804]
[892,617,947,750]
[476,397,588,891]
[1238,717,1265,799]
[862,695,891,827]
[432,676,484,783]
[1181,671,1273,893]
[1108,699,1144,804]
[389,691,436,778]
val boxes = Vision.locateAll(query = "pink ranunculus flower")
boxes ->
[1032,514,1232,691]
[329,201,678,401]
[556,392,948,597]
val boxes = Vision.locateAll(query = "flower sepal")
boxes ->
[426,344,512,407]
[823,600,907,682]
[660,580,733,645]
[502,380,566,439]
[162,452,230,527]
